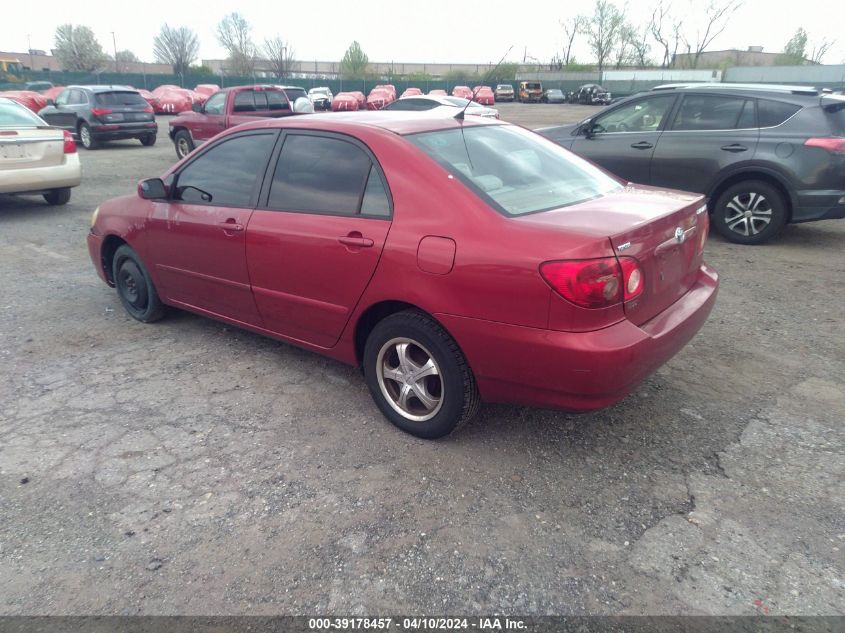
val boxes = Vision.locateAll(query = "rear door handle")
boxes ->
[219,220,244,232]
[630,141,653,150]
[721,144,747,153]
[338,234,374,248]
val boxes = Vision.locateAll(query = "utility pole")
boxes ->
[27,34,34,72]
[111,32,118,74]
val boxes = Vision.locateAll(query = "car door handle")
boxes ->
[630,141,653,149]
[219,220,244,232]
[338,233,374,248]
[721,144,747,153]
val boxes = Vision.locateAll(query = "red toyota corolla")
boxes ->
[87,113,718,438]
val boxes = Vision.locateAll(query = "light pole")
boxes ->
[111,32,118,74]
[27,34,34,72]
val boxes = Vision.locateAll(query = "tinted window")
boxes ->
[672,95,749,130]
[385,98,435,111]
[736,100,756,128]
[282,88,307,102]
[55,89,70,106]
[233,91,256,112]
[268,135,373,215]
[758,100,801,127]
[95,91,147,106]
[68,90,87,105]
[175,133,276,207]
[360,166,391,217]
[266,91,289,111]
[0,100,43,126]
[204,92,226,115]
[409,125,621,216]
[594,95,675,133]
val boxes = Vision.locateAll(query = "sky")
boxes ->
[1,0,843,67]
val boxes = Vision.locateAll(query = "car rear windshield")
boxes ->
[0,100,43,126]
[408,125,621,216]
[282,88,307,102]
[95,91,148,106]
[524,83,541,90]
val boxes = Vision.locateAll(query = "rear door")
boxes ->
[569,93,677,185]
[246,131,392,348]
[651,93,759,194]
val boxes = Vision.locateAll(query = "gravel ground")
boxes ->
[0,104,843,616]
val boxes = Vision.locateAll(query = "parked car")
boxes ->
[375,84,397,100]
[428,89,447,96]
[495,84,515,102]
[367,88,391,110]
[273,85,314,113]
[538,83,845,244]
[349,91,366,109]
[194,84,220,98]
[168,85,307,159]
[332,92,360,111]
[0,96,81,205]
[383,95,499,118]
[452,85,473,100]
[472,86,495,105]
[136,89,161,112]
[88,113,717,438]
[400,87,423,98]
[151,86,195,113]
[1,90,48,113]
[571,84,612,105]
[25,81,54,93]
[542,89,567,104]
[518,81,543,103]
[42,86,66,102]
[38,86,157,149]
[308,87,333,111]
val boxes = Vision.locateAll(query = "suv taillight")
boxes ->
[540,257,643,309]
[90,107,113,117]
[63,130,76,154]
[804,137,845,152]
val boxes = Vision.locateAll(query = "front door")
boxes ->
[246,132,392,348]
[569,93,677,185]
[146,130,278,325]
[191,91,227,142]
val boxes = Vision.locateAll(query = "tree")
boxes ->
[680,0,742,68]
[586,0,626,74]
[809,38,835,64]
[110,50,139,73]
[613,24,638,68]
[153,24,199,75]
[561,15,587,66]
[650,1,684,68]
[777,28,808,64]
[217,12,255,75]
[630,26,653,67]
[53,24,107,72]
[264,36,296,78]
[340,41,369,79]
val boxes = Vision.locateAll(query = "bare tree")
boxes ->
[561,15,587,66]
[613,24,638,68]
[153,24,199,75]
[809,38,835,64]
[53,24,107,72]
[217,12,255,76]
[681,0,742,68]
[629,26,652,67]
[586,0,626,74]
[264,36,296,78]
[650,1,683,68]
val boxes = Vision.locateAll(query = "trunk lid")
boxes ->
[0,128,65,169]
[516,185,708,326]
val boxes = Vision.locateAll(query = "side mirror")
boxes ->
[582,120,595,138]
[138,178,167,200]
[191,103,203,113]
[46,99,56,107]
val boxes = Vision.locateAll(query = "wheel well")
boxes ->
[100,235,128,285]
[353,300,427,366]
[708,172,793,222]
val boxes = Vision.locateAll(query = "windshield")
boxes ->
[0,100,44,127]
[408,125,621,216]
[95,91,147,106]
[282,88,307,102]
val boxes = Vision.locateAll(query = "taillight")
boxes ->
[143,105,153,113]
[804,137,845,152]
[90,107,113,117]
[540,257,643,309]
[63,130,76,154]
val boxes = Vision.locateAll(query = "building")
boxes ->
[671,47,794,68]
[0,50,172,75]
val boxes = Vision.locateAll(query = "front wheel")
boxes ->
[173,129,194,159]
[363,311,479,439]
[712,180,788,245]
[112,245,167,323]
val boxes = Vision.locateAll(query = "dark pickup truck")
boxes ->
[168,85,311,159]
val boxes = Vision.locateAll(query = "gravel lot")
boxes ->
[0,103,843,616]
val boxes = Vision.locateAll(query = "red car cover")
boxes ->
[349,91,366,109]
[331,92,360,112]
[151,86,196,113]
[2,90,48,113]
[194,84,220,98]
[42,86,66,102]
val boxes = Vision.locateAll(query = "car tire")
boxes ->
[140,134,157,147]
[712,180,788,245]
[78,122,98,150]
[363,310,480,439]
[43,187,71,206]
[173,130,194,159]
[112,245,167,323]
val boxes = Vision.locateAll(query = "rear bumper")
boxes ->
[91,122,157,140]
[792,189,845,222]
[436,264,718,412]
[0,154,82,194]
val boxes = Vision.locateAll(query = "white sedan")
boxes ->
[0,97,81,205]
[382,95,499,118]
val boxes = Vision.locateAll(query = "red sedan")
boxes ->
[87,113,718,438]
[472,85,495,105]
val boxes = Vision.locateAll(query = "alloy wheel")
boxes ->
[80,125,92,148]
[376,337,443,422]
[177,137,191,158]
[724,192,772,237]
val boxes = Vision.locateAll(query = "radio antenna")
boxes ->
[455,45,513,121]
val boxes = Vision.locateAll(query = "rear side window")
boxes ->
[268,134,385,216]
[95,91,147,106]
[758,100,801,127]
[0,100,43,126]
[233,91,256,112]
[266,91,289,111]
[672,95,750,130]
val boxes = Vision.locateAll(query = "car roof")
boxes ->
[651,82,824,97]
[65,85,139,93]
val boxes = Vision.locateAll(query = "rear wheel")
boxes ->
[712,180,788,245]
[173,129,194,159]
[363,311,479,439]
[78,122,98,150]
[43,188,71,206]
[140,134,156,147]
[112,245,167,323]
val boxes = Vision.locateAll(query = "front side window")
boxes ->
[68,90,88,106]
[593,95,675,134]
[204,92,226,115]
[175,133,276,207]
[268,134,386,216]
[55,89,70,106]
[409,125,621,216]
[672,95,750,130]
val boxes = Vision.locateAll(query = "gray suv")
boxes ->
[539,83,845,244]
[39,85,157,150]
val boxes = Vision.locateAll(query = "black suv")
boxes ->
[569,84,612,105]
[39,85,157,150]
[539,84,845,244]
